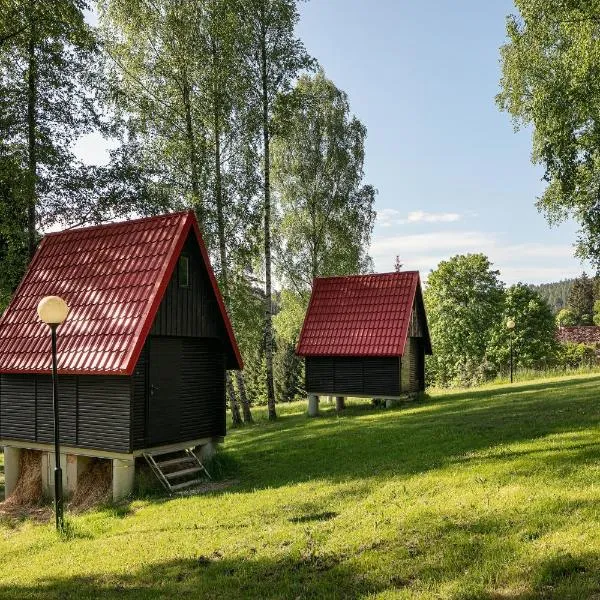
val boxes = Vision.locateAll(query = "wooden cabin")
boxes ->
[0,211,242,499]
[296,272,431,414]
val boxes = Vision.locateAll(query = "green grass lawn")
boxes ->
[2,374,600,599]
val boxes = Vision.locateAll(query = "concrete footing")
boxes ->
[308,394,319,417]
[3,436,223,502]
[41,451,69,498]
[112,458,135,501]
[198,441,217,462]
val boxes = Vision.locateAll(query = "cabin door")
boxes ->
[147,337,182,446]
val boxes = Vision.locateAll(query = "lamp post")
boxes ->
[506,317,515,383]
[37,296,69,531]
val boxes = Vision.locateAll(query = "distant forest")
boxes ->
[529,280,575,313]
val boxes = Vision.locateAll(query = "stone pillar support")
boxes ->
[335,396,345,412]
[198,441,217,463]
[308,394,319,417]
[41,451,68,498]
[112,457,135,501]
[3,446,22,500]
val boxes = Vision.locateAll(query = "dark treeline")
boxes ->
[529,279,575,314]
[0,0,376,423]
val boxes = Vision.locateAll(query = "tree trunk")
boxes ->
[182,73,202,224]
[261,33,277,421]
[235,370,253,423]
[26,0,37,259]
[226,371,242,426]
[213,87,227,298]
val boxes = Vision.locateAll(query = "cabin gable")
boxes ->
[151,232,235,369]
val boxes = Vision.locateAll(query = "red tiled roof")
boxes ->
[296,271,425,357]
[557,326,600,345]
[0,211,242,375]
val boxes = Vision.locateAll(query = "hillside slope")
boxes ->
[1,375,600,599]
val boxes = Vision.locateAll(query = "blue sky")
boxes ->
[77,1,589,284]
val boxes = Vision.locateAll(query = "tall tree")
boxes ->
[424,254,505,387]
[100,0,261,424]
[497,1,600,265]
[0,0,103,256]
[567,272,595,324]
[272,70,376,293]
[0,154,28,309]
[99,0,225,236]
[488,283,558,371]
[240,0,312,420]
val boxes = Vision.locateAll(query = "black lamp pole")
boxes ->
[509,331,513,384]
[50,323,64,531]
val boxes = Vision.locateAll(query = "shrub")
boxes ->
[556,342,598,369]
[556,308,577,327]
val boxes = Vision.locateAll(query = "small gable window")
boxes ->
[178,255,189,288]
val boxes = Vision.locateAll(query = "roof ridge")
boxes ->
[43,210,193,237]
[314,271,419,282]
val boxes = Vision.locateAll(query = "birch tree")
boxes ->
[0,0,102,256]
[239,0,312,420]
[272,70,376,294]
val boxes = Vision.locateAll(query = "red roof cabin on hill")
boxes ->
[0,211,241,500]
[297,271,431,413]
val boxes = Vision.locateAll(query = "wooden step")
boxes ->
[156,456,194,468]
[170,478,204,491]
[164,466,203,479]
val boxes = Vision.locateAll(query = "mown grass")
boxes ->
[1,373,600,599]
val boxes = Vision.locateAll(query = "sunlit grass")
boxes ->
[1,374,600,598]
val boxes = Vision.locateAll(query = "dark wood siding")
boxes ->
[401,338,425,393]
[131,344,147,450]
[0,374,131,453]
[77,376,131,452]
[36,376,77,445]
[132,336,226,449]
[180,338,226,440]
[0,375,36,441]
[151,232,235,368]
[305,357,400,397]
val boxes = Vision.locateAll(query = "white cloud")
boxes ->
[370,230,584,285]
[377,208,462,227]
[406,210,461,223]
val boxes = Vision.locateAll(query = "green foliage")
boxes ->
[556,342,598,370]
[488,283,558,371]
[0,0,113,228]
[497,1,600,265]
[273,288,306,345]
[0,154,28,309]
[272,70,376,290]
[567,272,595,323]
[529,279,574,314]
[273,339,304,402]
[273,289,306,402]
[424,254,504,386]
[556,308,578,327]
[227,272,265,405]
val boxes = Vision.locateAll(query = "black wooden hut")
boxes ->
[0,211,242,456]
[296,271,431,400]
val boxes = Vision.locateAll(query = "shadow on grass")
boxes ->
[79,375,600,516]
[222,375,600,491]
[0,555,391,600]
[4,532,599,599]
